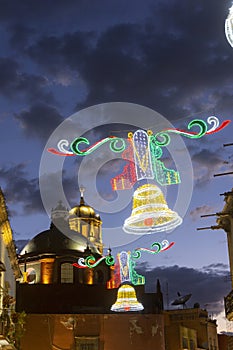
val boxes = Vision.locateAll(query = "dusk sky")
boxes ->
[1,0,233,332]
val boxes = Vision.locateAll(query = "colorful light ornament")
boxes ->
[123,183,182,234]
[47,117,230,235]
[131,239,175,260]
[47,117,230,189]
[48,116,230,159]
[110,284,144,312]
[48,136,125,156]
[118,250,145,286]
[73,254,115,269]
[111,138,137,190]
[110,251,145,312]
[225,4,233,48]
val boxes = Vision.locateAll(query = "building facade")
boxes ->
[164,307,219,350]
[0,188,22,349]
[16,191,165,349]
[214,189,233,321]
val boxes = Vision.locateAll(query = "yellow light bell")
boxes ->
[111,284,144,312]
[123,183,182,234]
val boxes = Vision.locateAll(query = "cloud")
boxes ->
[0,163,43,215]
[17,0,232,120]
[137,263,230,316]
[14,103,64,141]
[8,23,35,49]
[190,205,215,221]
[0,57,54,103]
[190,148,226,187]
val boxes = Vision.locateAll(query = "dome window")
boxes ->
[61,263,74,284]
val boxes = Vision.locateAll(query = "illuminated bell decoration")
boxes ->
[225,4,233,48]
[110,284,144,312]
[123,184,182,234]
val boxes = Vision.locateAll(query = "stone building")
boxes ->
[0,188,22,349]
[16,190,165,350]
[164,307,219,350]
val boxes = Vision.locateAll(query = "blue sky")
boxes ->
[1,0,233,330]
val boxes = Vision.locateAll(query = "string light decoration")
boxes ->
[118,251,145,285]
[132,129,154,180]
[47,117,230,189]
[123,184,182,234]
[110,251,144,312]
[47,117,230,235]
[111,138,137,190]
[48,136,126,156]
[131,239,175,260]
[225,4,233,48]
[110,284,144,312]
[48,117,230,158]
[73,254,115,269]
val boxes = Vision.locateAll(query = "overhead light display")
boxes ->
[225,4,233,48]
[47,116,230,234]
[48,116,230,158]
[48,117,230,189]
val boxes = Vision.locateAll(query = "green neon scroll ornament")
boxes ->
[70,136,126,156]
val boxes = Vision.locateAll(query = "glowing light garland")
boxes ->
[159,117,231,139]
[123,183,182,234]
[48,117,230,157]
[73,254,115,269]
[131,239,175,259]
[225,4,233,48]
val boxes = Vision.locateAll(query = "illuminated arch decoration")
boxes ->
[48,116,230,156]
[123,183,182,234]
[225,4,233,48]
[47,117,230,190]
[73,254,115,269]
[131,239,175,260]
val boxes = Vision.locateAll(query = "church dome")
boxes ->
[19,224,100,257]
[69,187,101,221]
[69,204,100,219]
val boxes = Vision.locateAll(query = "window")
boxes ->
[75,337,99,350]
[26,267,36,284]
[189,339,195,350]
[80,345,94,350]
[61,263,73,283]
[95,270,104,284]
[182,337,188,349]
